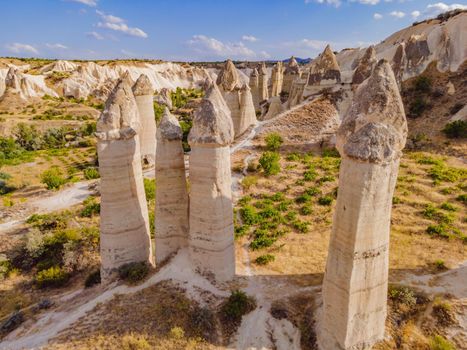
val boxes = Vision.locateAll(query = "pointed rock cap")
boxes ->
[337,59,407,163]
[362,45,376,63]
[96,77,140,141]
[273,61,283,73]
[132,74,153,96]
[352,46,377,85]
[312,44,340,73]
[259,62,268,76]
[216,59,239,91]
[285,56,299,74]
[120,70,134,87]
[188,82,234,146]
[158,107,183,141]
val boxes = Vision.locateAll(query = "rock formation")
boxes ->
[155,108,189,263]
[352,46,377,85]
[308,45,341,86]
[319,60,407,350]
[249,68,260,111]
[263,96,283,120]
[270,61,284,97]
[133,74,157,167]
[282,56,300,94]
[96,77,153,282]
[216,60,256,137]
[188,83,235,281]
[258,62,269,102]
[154,87,173,109]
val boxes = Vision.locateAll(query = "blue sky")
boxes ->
[1,0,465,61]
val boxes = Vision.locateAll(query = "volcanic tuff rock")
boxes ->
[308,45,341,85]
[96,78,153,282]
[133,74,157,167]
[258,62,269,102]
[352,46,377,85]
[270,61,284,97]
[282,56,300,94]
[319,60,407,350]
[188,83,235,281]
[155,108,188,263]
[154,87,173,109]
[249,68,261,111]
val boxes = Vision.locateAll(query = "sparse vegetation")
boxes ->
[220,290,256,327]
[264,132,283,151]
[429,334,456,350]
[40,167,68,190]
[255,254,275,265]
[259,151,280,176]
[442,120,467,139]
[118,261,150,284]
[36,266,69,288]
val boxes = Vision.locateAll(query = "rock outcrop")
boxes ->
[154,87,173,109]
[133,74,157,167]
[319,60,407,350]
[270,61,284,97]
[0,67,57,101]
[282,56,300,94]
[96,78,153,282]
[352,46,376,85]
[263,96,283,120]
[216,60,256,137]
[249,68,260,111]
[308,45,341,86]
[258,62,269,102]
[155,108,189,263]
[188,83,235,281]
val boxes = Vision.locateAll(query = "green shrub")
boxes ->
[432,299,455,326]
[429,164,466,183]
[235,225,250,238]
[250,233,277,250]
[118,261,150,284]
[388,285,417,307]
[179,119,192,152]
[413,75,432,93]
[456,193,467,204]
[285,211,297,222]
[84,269,101,288]
[81,197,100,217]
[322,148,340,158]
[318,195,333,206]
[301,205,313,215]
[434,259,447,271]
[426,224,450,239]
[286,153,300,162]
[259,151,280,176]
[303,169,317,181]
[305,187,321,196]
[255,254,275,265]
[240,205,259,225]
[442,120,466,139]
[409,97,428,117]
[0,255,13,279]
[13,123,43,150]
[440,202,457,212]
[36,266,69,288]
[221,290,256,325]
[41,167,67,190]
[422,204,454,224]
[153,102,165,125]
[293,220,310,233]
[83,167,99,180]
[143,178,156,201]
[392,196,402,205]
[429,334,455,350]
[264,133,283,151]
[242,175,258,190]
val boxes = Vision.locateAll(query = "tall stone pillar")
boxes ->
[155,108,189,263]
[188,83,235,281]
[96,78,153,282]
[249,68,260,111]
[217,59,256,138]
[258,62,269,102]
[132,74,157,167]
[319,60,407,350]
[270,61,284,97]
[282,56,300,94]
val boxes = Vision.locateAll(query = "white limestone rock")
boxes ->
[271,61,284,97]
[308,45,341,86]
[249,68,260,111]
[258,62,269,102]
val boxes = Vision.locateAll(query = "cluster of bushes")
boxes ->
[442,120,467,139]
[259,151,280,176]
[422,201,463,240]
[1,211,100,288]
[220,290,256,328]
[153,101,165,124]
[118,261,150,284]
[170,88,204,109]
[40,167,68,190]
[407,76,433,118]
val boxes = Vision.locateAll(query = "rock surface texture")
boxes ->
[249,68,260,111]
[154,87,173,109]
[133,74,157,167]
[319,60,407,350]
[155,108,189,263]
[258,62,269,102]
[216,60,256,137]
[282,56,300,94]
[96,78,153,282]
[308,45,341,86]
[352,46,377,85]
[270,61,284,97]
[188,83,235,281]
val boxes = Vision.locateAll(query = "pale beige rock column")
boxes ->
[282,56,300,94]
[270,61,284,97]
[319,60,407,350]
[188,83,235,281]
[155,108,189,263]
[96,78,153,282]
[217,59,256,137]
[258,62,269,102]
[133,74,156,167]
[249,68,260,111]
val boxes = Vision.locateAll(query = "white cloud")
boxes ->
[260,51,271,59]
[46,43,68,49]
[86,31,104,40]
[300,39,329,50]
[353,0,380,5]
[67,0,97,7]
[306,0,342,8]
[188,35,256,59]
[5,43,39,55]
[426,2,467,15]
[390,10,406,18]
[242,35,258,42]
[373,12,383,19]
[411,10,421,19]
[96,11,148,38]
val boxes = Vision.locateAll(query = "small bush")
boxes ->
[84,269,101,288]
[286,153,300,162]
[240,205,259,226]
[440,202,457,212]
[41,167,67,190]
[255,254,275,265]
[426,224,450,239]
[221,290,256,325]
[456,193,467,204]
[429,164,466,183]
[293,220,310,233]
[0,256,13,279]
[409,97,428,117]
[83,167,99,180]
[442,120,466,139]
[118,261,149,284]
[300,204,313,215]
[169,326,185,340]
[36,266,69,288]
[143,178,156,201]
[434,259,447,271]
[413,75,432,93]
[303,169,317,182]
[259,151,280,176]
[242,175,258,190]
[81,197,100,217]
[318,195,333,206]
[432,299,455,326]
[388,285,417,308]
[429,334,456,350]
[422,204,454,224]
[153,102,165,125]
[322,148,340,158]
[121,334,151,350]
[264,133,283,151]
